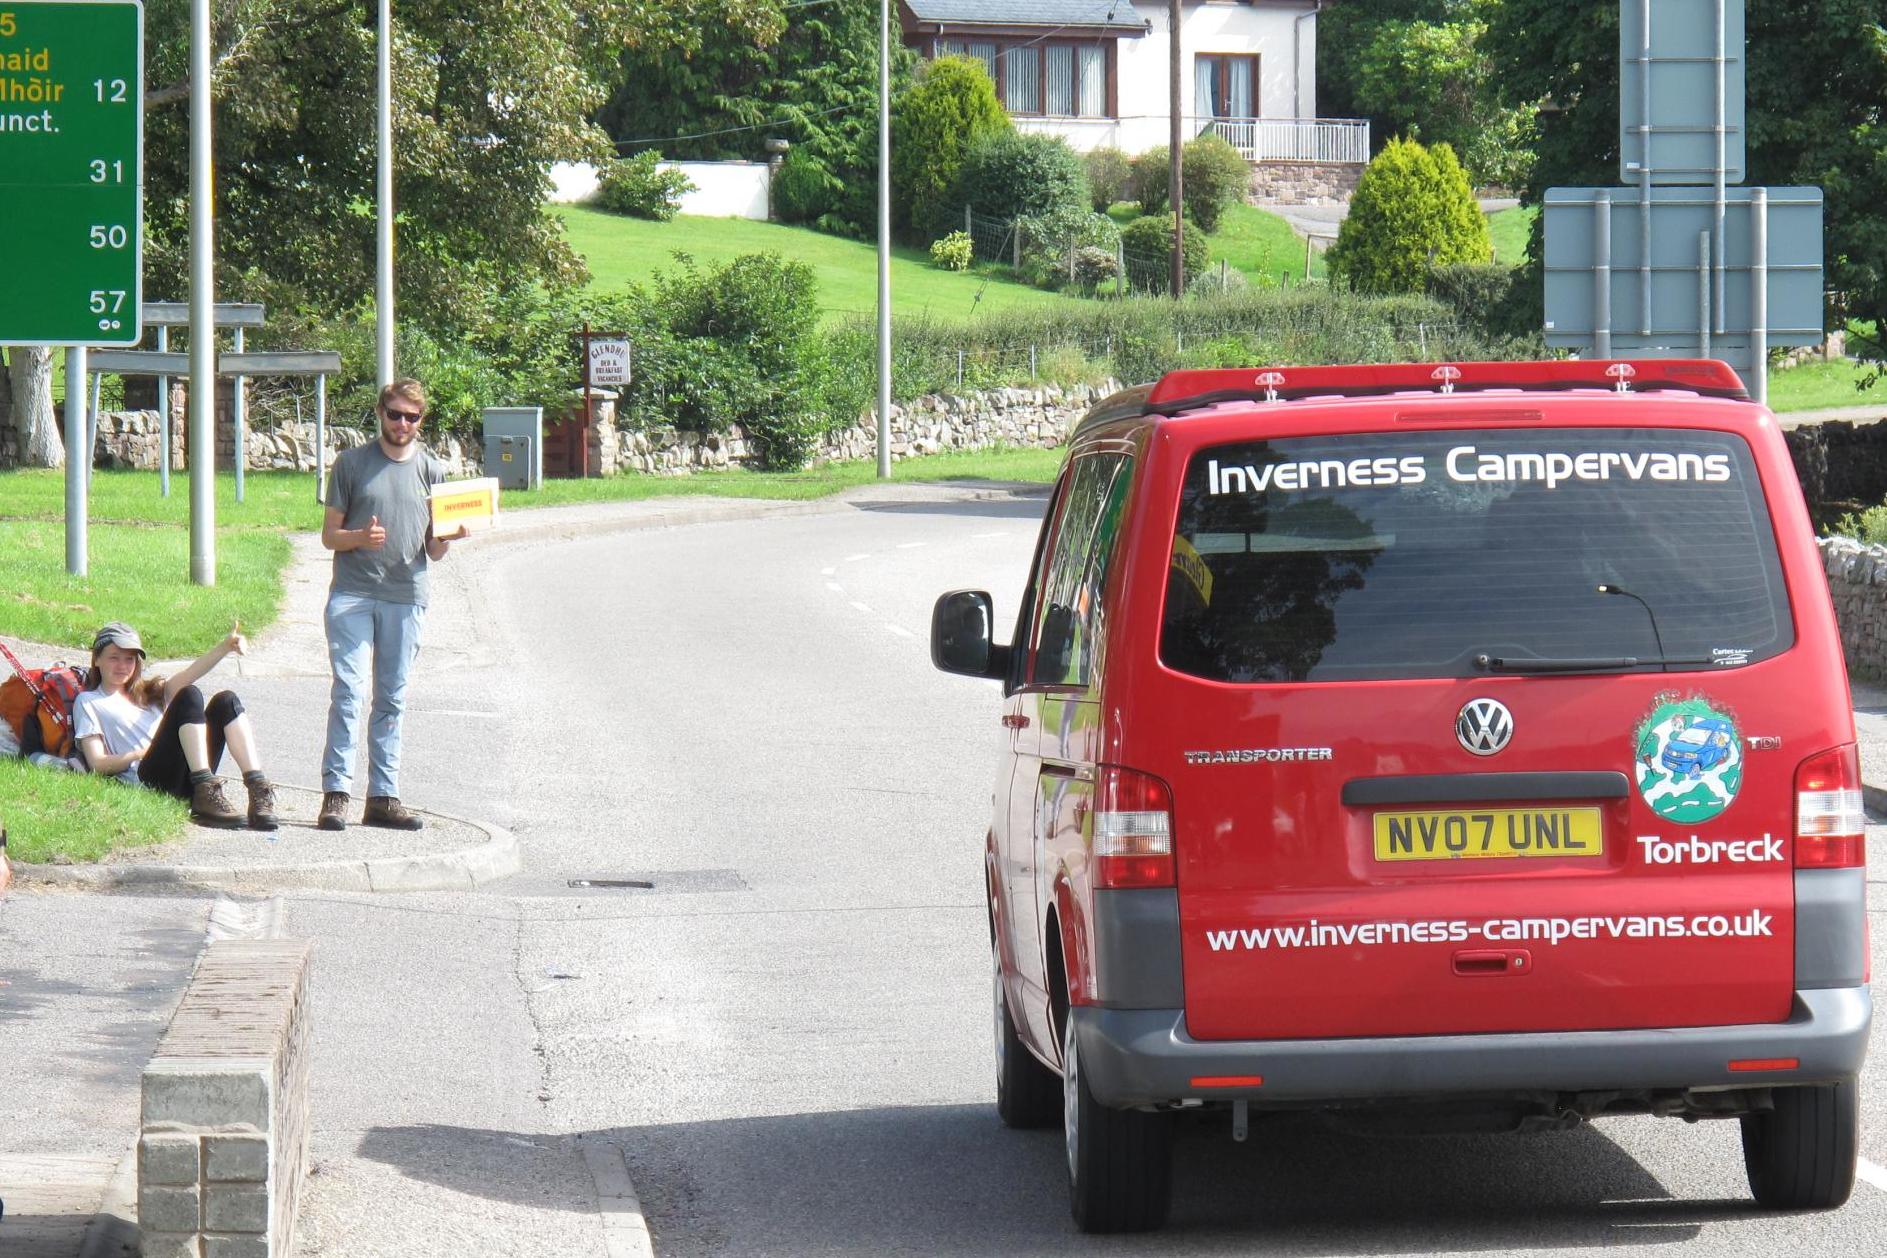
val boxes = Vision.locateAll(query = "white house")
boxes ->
[898,0,1366,165]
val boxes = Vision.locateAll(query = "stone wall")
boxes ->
[1782,418,1887,532]
[1819,537,1887,682]
[1248,161,1362,208]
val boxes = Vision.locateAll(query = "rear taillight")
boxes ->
[1794,744,1867,868]
[1093,766,1175,889]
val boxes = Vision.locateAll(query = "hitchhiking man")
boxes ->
[317,378,467,831]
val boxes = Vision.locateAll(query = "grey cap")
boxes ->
[93,621,144,655]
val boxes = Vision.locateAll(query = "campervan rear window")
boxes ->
[1159,428,1795,683]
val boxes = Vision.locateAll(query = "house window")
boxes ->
[1195,53,1258,119]
[937,38,1111,118]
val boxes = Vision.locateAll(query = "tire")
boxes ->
[1741,1080,1859,1210]
[994,939,1060,1128]
[1063,1011,1171,1233]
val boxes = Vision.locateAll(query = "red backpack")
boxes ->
[0,641,87,760]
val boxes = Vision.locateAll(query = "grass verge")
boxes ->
[0,758,185,864]
[1767,358,1884,413]
[1487,205,1537,269]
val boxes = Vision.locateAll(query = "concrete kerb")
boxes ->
[10,794,520,894]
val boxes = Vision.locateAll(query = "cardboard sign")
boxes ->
[588,338,631,385]
[430,477,501,533]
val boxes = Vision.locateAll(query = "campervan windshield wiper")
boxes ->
[1473,653,1716,674]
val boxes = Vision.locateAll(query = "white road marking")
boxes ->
[850,601,874,614]
[844,553,871,562]
[581,1141,655,1258]
[820,566,836,576]
[972,531,1010,540]
[884,624,914,638]
[1859,1156,1887,1194]
[896,541,927,550]
[825,582,846,594]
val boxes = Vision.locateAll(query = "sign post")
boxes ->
[573,326,629,480]
[0,0,143,577]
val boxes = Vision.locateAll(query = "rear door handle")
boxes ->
[1002,714,1030,729]
[1452,949,1531,977]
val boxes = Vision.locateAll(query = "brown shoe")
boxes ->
[190,777,243,829]
[246,779,279,831]
[363,796,424,831]
[318,791,350,832]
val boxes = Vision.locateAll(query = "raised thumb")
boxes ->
[369,515,380,529]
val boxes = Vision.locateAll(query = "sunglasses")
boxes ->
[384,408,425,424]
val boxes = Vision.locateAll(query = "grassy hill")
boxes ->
[553,205,1081,323]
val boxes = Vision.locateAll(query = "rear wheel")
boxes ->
[1741,1080,1859,1210]
[1063,1011,1171,1233]
[993,940,1059,1128]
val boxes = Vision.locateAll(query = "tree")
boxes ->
[1327,136,1490,294]
[4,347,63,469]
[137,0,625,345]
[599,0,917,237]
[1484,0,1887,342]
[892,56,1011,239]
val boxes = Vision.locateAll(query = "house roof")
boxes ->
[902,0,1149,32]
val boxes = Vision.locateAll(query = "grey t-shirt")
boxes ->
[325,440,447,607]
[71,688,163,783]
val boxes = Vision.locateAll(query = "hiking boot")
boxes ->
[363,796,424,831]
[190,777,243,829]
[246,779,279,832]
[318,791,350,832]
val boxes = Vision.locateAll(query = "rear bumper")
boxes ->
[1074,987,1872,1108]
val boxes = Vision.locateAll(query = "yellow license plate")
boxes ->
[1373,808,1604,861]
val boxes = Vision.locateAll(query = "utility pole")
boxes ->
[1168,0,1184,298]
[876,0,892,478]
[189,0,215,585]
[376,0,395,387]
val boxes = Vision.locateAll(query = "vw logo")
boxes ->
[1457,699,1513,756]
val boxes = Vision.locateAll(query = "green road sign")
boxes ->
[0,0,142,347]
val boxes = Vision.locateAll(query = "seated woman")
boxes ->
[72,621,277,830]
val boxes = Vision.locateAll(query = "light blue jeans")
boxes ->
[322,591,426,798]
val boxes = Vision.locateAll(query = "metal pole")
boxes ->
[376,0,395,388]
[88,369,101,465]
[232,325,246,502]
[581,323,593,480]
[875,0,892,479]
[157,325,170,498]
[315,373,327,504]
[1699,230,1712,360]
[1714,0,1727,334]
[65,347,87,576]
[1594,191,1612,359]
[1169,0,1184,298]
[1638,0,1652,336]
[1752,187,1769,405]
[188,0,215,585]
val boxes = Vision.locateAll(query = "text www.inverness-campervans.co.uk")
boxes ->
[1204,911,1775,952]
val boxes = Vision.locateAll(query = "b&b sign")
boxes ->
[588,338,631,386]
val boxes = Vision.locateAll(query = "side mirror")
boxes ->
[932,590,1010,680]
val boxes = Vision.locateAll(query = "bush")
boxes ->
[1326,136,1490,294]
[891,56,1012,239]
[773,149,841,226]
[952,131,1090,228]
[930,230,974,272]
[1016,206,1120,289]
[595,151,696,221]
[1119,215,1209,293]
[1084,147,1134,212]
[1425,262,1516,332]
[1188,264,1250,298]
[1073,245,1121,291]
[624,253,839,470]
[1130,136,1252,231]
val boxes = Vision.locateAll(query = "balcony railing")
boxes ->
[1200,117,1370,164]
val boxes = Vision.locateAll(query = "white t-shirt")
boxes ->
[71,688,163,783]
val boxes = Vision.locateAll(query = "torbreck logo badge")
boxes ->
[1457,699,1513,756]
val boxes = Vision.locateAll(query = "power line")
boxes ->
[613,103,853,151]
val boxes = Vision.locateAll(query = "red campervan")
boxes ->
[932,361,1871,1233]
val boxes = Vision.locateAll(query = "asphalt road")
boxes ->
[6,486,1887,1256]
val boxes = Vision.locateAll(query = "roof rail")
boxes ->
[1139,360,1750,416]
